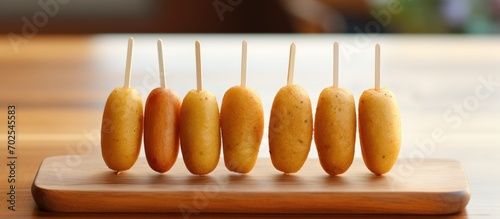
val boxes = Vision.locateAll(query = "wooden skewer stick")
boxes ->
[157,39,167,89]
[241,40,248,87]
[287,43,296,86]
[333,41,339,88]
[195,40,202,91]
[375,43,381,90]
[124,37,134,88]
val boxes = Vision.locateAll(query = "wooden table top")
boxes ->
[1,34,499,218]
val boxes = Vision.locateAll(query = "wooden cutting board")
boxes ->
[32,156,470,214]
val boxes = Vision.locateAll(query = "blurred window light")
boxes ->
[440,0,469,28]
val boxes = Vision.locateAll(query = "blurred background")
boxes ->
[2,0,500,34]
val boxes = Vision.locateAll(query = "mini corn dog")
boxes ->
[144,39,182,173]
[220,40,264,173]
[101,37,143,172]
[269,43,312,174]
[314,42,356,175]
[179,41,221,175]
[359,44,401,175]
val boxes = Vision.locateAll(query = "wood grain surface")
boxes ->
[32,156,470,214]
